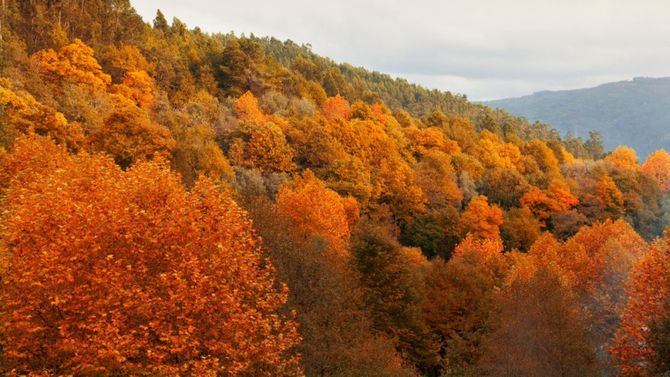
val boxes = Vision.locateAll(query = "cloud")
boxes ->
[132,0,670,100]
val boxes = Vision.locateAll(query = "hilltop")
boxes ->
[485,77,670,157]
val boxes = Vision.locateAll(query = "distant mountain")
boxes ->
[485,77,670,158]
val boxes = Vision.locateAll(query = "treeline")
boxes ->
[1,1,670,376]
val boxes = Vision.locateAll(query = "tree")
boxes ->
[275,170,358,254]
[585,131,605,159]
[606,146,639,170]
[352,220,439,373]
[111,70,156,108]
[422,235,507,375]
[459,195,504,240]
[641,149,670,192]
[530,219,647,372]
[321,95,351,120]
[612,238,670,377]
[233,91,268,125]
[400,207,461,259]
[0,136,302,376]
[218,39,263,96]
[0,79,84,150]
[480,167,529,209]
[500,207,543,251]
[170,123,233,186]
[88,95,175,169]
[597,175,625,216]
[413,150,463,210]
[478,266,598,377]
[520,180,578,227]
[32,39,111,90]
[238,173,415,377]
[647,298,670,375]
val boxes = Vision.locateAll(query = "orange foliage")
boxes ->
[606,146,639,170]
[612,240,670,377]
[321,95,351,120]
[0,137,302,376]
[459,195,504,240]
[88,96,175,168]
[403,126,461,156]
[111,70,156,108]
[107,44,154,77]
[641,149,670,192]
[414,150,463,209]
[233,91,268,125]
[530,219,647,294]
[32,39,111,89]
[275,170,359,254]
[548,179,579,209]
[452,233,505,262]
[0,79,84,150]
[520,180,578,225]
[475,131,523,170]
[597,175,625,214]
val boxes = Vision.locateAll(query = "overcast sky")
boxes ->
[132,0,670,101]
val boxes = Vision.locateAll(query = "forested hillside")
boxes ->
[485,77,670,157]
[1,1,670,376]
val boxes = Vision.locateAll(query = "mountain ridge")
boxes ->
[485,76,670,157]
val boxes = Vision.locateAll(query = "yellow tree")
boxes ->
[87,95,175,169]
[606,146,639,170]
[597,175,625,215]
[0,79,84,150]
[641,149,670,192]
[32,39,111,90]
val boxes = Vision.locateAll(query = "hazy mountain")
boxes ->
[485,77,670,158]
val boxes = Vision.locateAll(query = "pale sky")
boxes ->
[132,0,670,101]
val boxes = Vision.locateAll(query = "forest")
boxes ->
[1,1,670,376]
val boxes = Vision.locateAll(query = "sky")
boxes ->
[132,0,670,101]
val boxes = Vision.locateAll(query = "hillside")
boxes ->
[485,77,670,157]
[2,1,670,376]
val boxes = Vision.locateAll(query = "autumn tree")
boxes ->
[422,235,507,375]
[500,207,543,251]
[238,171,415,377]
[529,219,647,372]
[480,167,530,209]
[597,174,626,216]
[413,150,463,210]
[352,220,439,373]
[88,95,175,168]
[32,39,112,90]
[275,170,358,254]
[111,70,156,108]
[478,266,598,377]
[641,149,670,192]
[321,95,351,120]
[612,237,670,377]
[606,146,639,170]
[0,136,302,376]
[233,90,268,125]
[459,195,504,240]
[0,79,84,150]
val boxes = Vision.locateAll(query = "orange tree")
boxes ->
[612,237,670,377]
[0,136,302,376]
